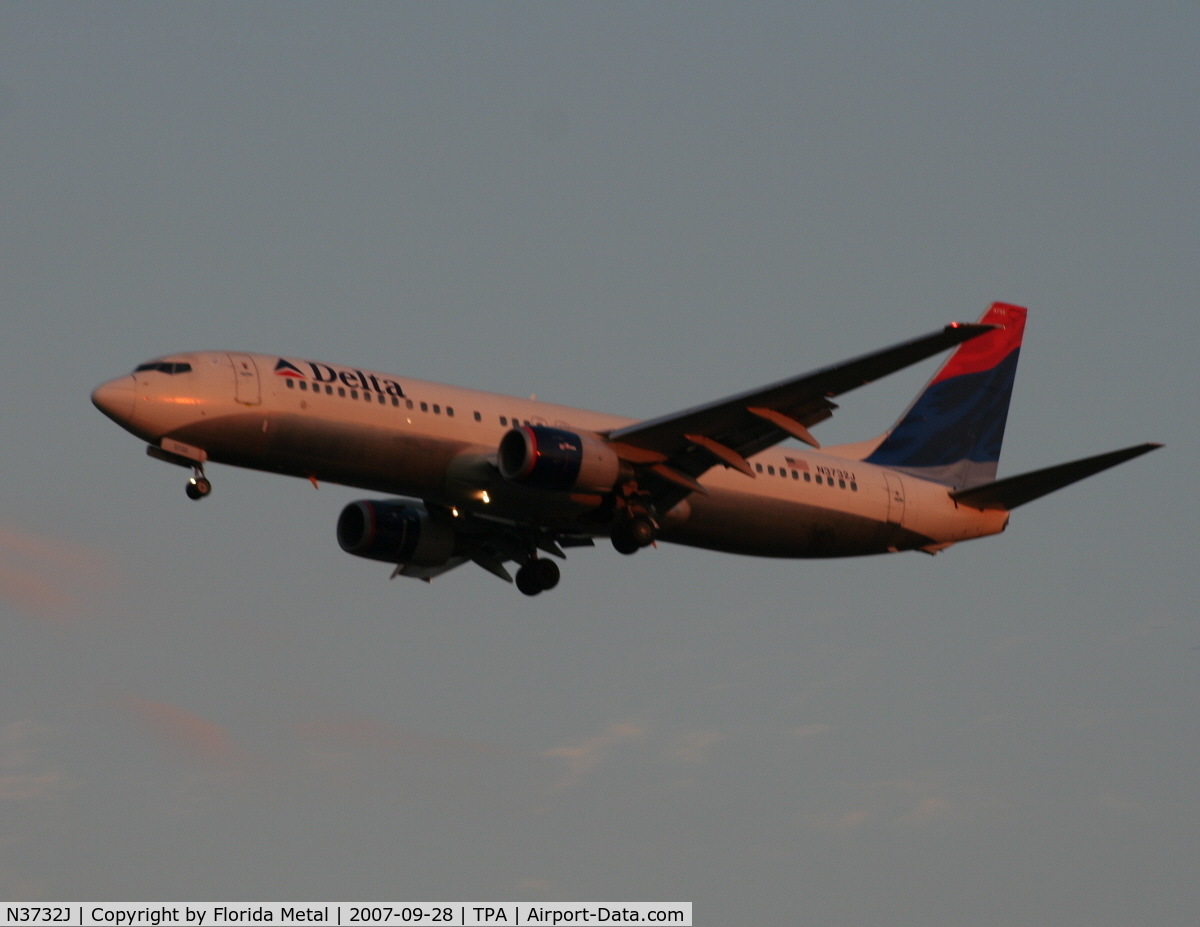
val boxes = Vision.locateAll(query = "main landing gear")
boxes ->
[185,465,212,500]
[610,513,656,555]
[515,558,560,597]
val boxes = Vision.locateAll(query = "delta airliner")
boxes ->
[91,304,1159,595]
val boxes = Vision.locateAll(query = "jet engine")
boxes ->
[498,425,622,493]
[337,500,457,570]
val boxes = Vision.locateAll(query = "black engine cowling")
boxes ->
[337,500,456,567]
[498,425,621,493]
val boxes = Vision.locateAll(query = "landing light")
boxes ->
[481,491,491,503]
[451,507,459,517]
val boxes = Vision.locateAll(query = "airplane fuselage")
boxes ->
[94,351,1009,560]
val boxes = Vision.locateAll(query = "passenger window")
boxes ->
[299,381,308,391]
[804,472,811,482]
[755,463,763,473]
[839,479,846,488]
[850,482,857,491]
[420,402,428,412]
[391,396,399,407]
[474,411,481,422]
[351,390,358,399]
[768,466,774,475]
[500,416,507,426]
[815,475,822,484]
[791,470,798,479]
[447,407,454,417]
[433,404,440,414]
[338,387,346,398]
[406,399,413,409]
[286,379,295,389]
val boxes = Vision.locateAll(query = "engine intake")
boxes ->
[498,425,621,494]
[337,500,456,567]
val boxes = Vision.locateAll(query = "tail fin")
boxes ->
[859,303,1027,488]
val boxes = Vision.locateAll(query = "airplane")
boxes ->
[91,303,1159,596]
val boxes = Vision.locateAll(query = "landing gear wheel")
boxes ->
[628,514,656,547]
[186,476,212,500]
[516,564,543,596]
[533,558,560,591]
[611,524,640,555]
[516,558,562,596]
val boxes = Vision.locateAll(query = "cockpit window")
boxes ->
[135,362,193,374]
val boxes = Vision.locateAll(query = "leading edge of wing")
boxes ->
[608,322,994,457]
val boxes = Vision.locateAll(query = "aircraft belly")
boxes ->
[166,414,950,554]
[170,413,466,497]
[659,488,931,558]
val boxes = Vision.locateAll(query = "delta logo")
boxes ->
[273,358,406,397]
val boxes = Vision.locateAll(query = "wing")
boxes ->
[606,323,995,504]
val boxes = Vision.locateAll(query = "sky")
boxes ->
[0,3,1196,923]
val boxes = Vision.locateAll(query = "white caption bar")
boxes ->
[1,905,691,927]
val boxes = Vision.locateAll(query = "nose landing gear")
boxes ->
[185,466,212,500]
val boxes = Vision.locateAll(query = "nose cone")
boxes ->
[91,375,136,425]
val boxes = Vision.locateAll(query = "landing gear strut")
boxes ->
[185,466,212,500]
[610,513,656,555]
[515,558,560,596]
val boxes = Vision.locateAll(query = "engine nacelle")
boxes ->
[337,500,457,568]
[498,425,621,493]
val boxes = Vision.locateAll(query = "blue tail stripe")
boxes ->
[865,349,1019,469]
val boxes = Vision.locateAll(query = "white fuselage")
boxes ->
[93,352,1009,558]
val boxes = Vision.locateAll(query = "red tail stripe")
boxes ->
[930,303,1027,385]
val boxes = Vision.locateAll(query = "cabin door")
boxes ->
[229,354,261,405]
[883,472,906,525]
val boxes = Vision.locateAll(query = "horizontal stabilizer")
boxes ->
[950,443,1162,511]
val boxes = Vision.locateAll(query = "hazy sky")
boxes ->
[1,4,1196,923]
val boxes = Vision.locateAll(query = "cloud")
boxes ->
[788,724,833,739]
[542,720,649,788]
[0,772,74,802]
[663,729,724,764]
[516,878,562,900]
[293,717,500,757]
[1094,790,1141,814]
[0,721,77,803]
[113,697,237,767]
[818,808,872,832]
[809,775,985,833]
[0,524,118,619]
[894,795,955,826]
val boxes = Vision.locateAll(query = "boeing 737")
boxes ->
[91,303,1159,595]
